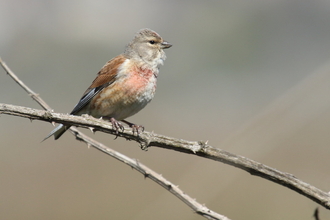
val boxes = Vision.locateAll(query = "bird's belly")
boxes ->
[89,73,157,120]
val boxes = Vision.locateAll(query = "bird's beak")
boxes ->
[161,41,172,49]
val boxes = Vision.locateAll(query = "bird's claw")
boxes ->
[121,119,144,136]
[110,118,124,135]
[131,124,144,136]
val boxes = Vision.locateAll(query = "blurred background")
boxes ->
[1,0,330,219]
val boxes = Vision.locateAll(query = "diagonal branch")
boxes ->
[0,58,230,220]
[0,58,52,110]
[73,127,229,220]
[1,102,330,210]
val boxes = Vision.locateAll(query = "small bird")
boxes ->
[44,28,172,140]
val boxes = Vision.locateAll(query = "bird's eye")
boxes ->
[149,40,155,44]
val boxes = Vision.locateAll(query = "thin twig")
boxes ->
[1,102,330,210]
[73,127,229,220]
[0,58,52,110]
[0,58,230,220]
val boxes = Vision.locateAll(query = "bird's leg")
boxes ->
[121,120,144,135]
[103,117,124,134]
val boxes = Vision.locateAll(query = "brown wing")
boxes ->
[70,55,127,115]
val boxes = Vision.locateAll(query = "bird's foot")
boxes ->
[122,120,144,135]
[109,117,124,135]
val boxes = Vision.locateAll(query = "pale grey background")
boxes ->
[1,0,330,219]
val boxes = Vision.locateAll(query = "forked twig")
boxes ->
[0,57,230,220]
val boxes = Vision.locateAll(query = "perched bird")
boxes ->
[44,28,172,140]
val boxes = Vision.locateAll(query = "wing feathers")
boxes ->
[87,55,127,90]
[70,55,127,115]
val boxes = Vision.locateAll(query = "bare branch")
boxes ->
[1,102,330,210]
[0,58,230,220]
[72,127,230,220]
[0,58,52,110]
